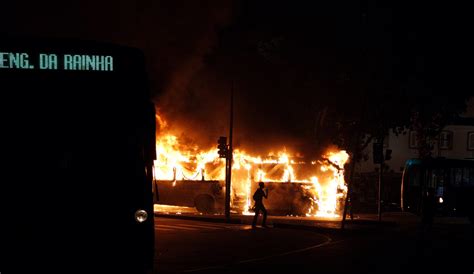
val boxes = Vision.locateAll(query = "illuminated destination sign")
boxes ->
[0,52,114,71]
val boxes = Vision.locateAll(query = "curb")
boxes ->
[272,220,397,233]
[346,219,398,226]
[271,222,341,233]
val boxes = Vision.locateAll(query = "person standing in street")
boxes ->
[421,188,436,234]
[252,182,268,228]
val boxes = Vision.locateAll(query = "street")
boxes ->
[154,215,473,273]
[154,217,331,273]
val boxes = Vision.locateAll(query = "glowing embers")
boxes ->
[154,134,224,182]
[306,150,349,218]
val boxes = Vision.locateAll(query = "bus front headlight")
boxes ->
[135,209,148,223]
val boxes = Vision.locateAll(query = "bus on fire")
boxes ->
[153,150,348,217]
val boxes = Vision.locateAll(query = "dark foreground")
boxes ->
[154,214,473,273]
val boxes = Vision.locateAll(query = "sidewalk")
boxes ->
[154,204,471,232]
[154,202,470,231]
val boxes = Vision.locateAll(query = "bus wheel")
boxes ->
[291,197,312,216]
[194,194,215,214]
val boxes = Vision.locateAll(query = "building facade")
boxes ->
[357,118,474,174]
[351,117,473,213]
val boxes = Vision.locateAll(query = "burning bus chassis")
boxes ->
[155,179,225,214]
[154,150,349,217]
[154,178,320,216]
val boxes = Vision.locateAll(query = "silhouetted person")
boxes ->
[252,182,268,228]
[422,189,435,228]
[419,188,436,245]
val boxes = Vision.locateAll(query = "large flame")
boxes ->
[154,114,350,218]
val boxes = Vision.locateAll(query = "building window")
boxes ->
[409,131,418,149]
[438,131,453,150]
[468,132,474,151]
[451,168,463,186]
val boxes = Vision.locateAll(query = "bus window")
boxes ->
[452,168,463,186]
[409,166,421,186]
[431,168,446,195]
[469,168,474,186]
[462,168,470,186]
[427,169,435,188]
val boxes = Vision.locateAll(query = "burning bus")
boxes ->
[153,121,350,218]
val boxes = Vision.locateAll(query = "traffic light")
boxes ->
[373,142,383,164]
[217,136,227,158]
[385,149,392,161]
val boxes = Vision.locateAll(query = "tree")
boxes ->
[204,1,471,158]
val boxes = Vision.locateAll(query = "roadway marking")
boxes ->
[155,220,251,232]
[155,222,247,232]
[183,234,338,272]
[175,224,222,230]
[155,224,197,231]
[154,226,175,231]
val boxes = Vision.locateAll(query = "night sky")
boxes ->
[2,1,471,152]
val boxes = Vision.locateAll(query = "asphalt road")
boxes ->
[154,217,333,273]
[154,216,473,274]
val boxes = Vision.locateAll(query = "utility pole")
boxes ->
[341,135,360,230]
[371,137,385,223]
[341,91,369,230]
[378,160,383,222]
[377,137,384,223]
[225,82,234,221]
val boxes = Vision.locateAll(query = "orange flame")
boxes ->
[154,115,349,218]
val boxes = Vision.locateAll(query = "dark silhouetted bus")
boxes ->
[1,36,156,273]
[154,179,313,216]
[401,158,474,222]
[156,179,226,213]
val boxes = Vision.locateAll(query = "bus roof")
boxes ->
[405,158,474,168]
[1,35,143,56]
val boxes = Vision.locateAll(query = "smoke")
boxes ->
[147,1,238,148]
[1,0,335,157]
[1,0,237,145]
